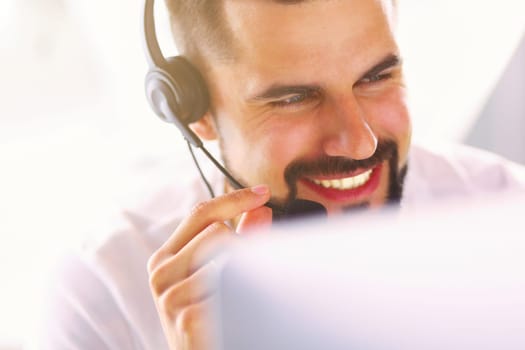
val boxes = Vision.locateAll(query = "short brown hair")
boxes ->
[165,0,232,63]
[165,0,397,63]
[165,0,330,63]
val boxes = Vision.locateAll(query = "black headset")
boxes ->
[143,0,206,147]
[142,0,326,220]
[142,0,245,192]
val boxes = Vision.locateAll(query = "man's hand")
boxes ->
[147,185,272,350]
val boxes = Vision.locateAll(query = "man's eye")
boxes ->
[270,93,309,107]
[359,73,392,85]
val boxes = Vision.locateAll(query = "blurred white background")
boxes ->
[0,0,524,348]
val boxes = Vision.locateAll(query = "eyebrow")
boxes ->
[359,54,402,81]
[248,53,402,102]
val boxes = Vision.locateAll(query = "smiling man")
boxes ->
[144,1,524,349]
[186,0,410,215]
[37,1,525,350]
[148,1,411,347]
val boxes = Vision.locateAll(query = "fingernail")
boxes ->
[251,184,269,195]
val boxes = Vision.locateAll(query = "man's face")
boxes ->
[199,0,411,215]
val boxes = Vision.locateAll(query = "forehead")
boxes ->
[220,0,398,86]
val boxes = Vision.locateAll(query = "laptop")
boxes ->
[212,193,525,350]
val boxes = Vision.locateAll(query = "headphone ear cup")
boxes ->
[145,56,210,125]
[164,56,210,124]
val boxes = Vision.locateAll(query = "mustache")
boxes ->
[283,140,397,202]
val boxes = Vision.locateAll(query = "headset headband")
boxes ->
[143,0,166,68]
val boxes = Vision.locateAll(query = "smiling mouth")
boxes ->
[310,169,373,190]
[300,164,382,202]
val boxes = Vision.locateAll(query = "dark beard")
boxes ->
[282,139,408,210]
[219,139,408,214]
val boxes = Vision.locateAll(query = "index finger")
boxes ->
[161,185,270,255]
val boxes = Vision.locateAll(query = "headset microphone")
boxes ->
[142,0,326,221]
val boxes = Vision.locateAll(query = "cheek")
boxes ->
[371,89,411,137]
[222,113,317,194]
[244,118,314,174]
[365,88,412,161]
[257,117,315,154]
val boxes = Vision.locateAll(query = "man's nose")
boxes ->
[321,95,378,160]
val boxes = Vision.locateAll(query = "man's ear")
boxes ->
[189,112,218,141]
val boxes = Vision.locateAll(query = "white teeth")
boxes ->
[321,180,331,188]
[342,177,354,188]
[312,169,373,190]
